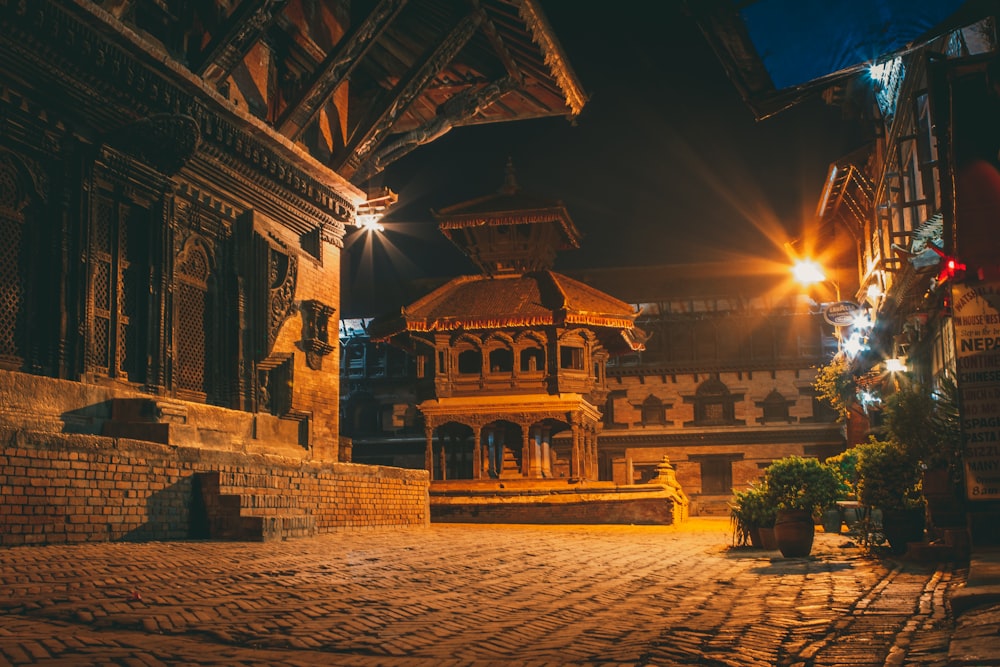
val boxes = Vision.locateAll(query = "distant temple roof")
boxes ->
[378,271,636,331]
[372,161,643,352]
[433,159,580,276]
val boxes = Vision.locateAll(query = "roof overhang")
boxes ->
[687,0,983,120]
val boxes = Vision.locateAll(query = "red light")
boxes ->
[937,256,966,285]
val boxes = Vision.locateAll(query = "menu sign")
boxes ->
[953,282,1000,501]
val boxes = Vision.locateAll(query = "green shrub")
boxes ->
[762,455,842,517]
[855,437,923,511]
[730,483,776,546]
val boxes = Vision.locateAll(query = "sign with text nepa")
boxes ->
[823,301,859,326]
[953,281,1000,501]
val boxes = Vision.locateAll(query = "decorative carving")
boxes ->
[0,1,356,222]
[110,114,200,176]
[356,77,517,182]
[299,299,335,370]
[337,9,484,175]
[197,0,291,85]
[278,0,408,139]
[267,247,297,353]
[257,353,293,415]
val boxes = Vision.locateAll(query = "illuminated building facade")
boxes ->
[574,263,844,515]
[693,1,1000,540]
[346,248,843,516]
[0,0,585,544]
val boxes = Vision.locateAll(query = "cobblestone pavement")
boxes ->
[0,519,964,666]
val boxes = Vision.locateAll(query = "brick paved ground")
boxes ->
[0,519,963,666]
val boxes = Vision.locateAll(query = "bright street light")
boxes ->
[791,258,841,302]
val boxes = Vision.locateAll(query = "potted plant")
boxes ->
[762,456,842,557]
[882,379,963,531]
[824,448,861,533]
[856,437,925,554]
[730,483,776,548]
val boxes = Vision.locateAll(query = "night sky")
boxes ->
[341,0,865,316]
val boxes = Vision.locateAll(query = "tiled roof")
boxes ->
[371,271,639,336]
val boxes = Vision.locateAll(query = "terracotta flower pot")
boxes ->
[774,508,815,557]
[759,526,778,551]
[883,508,925,555]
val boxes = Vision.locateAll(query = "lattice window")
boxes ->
[761,390,791,424]
[92,199,113,371]
[0,156,25,365]
[175,241,211,397]
[694,377,735,426]
[88,190,149,382]
[641,395,666,426]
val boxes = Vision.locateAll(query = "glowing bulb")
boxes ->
[792,259,826,286]
[866,284,883,300]
[355,214,384,233]
[852,312,872,330]
[885,358,907,373]
[843,332,867,357]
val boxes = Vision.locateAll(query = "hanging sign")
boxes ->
[823,301,860,326]
[953,281,1000,501]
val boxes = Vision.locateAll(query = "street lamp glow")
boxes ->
[355,214,385,233]
[885,357,907,373]
[792,259,826,286]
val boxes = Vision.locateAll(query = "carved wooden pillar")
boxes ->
[586,427,597,480]
[472,423,482,480]
[528,426,542,478]
[521,422,531,477]
[424,422,434,481]
[570,416,581,479]
[541,433,552,478]
[439,441,447,481]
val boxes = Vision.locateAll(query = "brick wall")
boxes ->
[0,429,429,547]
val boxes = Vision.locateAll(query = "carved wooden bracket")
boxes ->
[299,299,336,370]
[109,114,201,176]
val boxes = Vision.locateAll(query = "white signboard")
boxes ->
[953,282,1000,500]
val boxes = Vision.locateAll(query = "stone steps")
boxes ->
[194,471,315,542]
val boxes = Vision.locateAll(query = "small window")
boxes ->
[641,395,665,426]
[694,377,734,426]
[457,349,482,375]
[761,390,790,424]
[560,345,584,370]
[488,348,513,373]
[520,347,544,372]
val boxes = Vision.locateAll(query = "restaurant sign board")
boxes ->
[953,281,1000,500]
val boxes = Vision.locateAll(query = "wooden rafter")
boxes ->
[474,0,524,83]
[277,0,409,141]
[355,76,518,182]
[195,0,290,86]
[333,9,485,176]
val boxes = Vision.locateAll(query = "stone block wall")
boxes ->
[0,429,429,547]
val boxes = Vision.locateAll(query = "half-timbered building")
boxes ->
[0,0,585,544]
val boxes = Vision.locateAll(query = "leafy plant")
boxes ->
[730,483,776,546]
[813,355,857,423]
[855,437,924,512]
[762,455,843,517]
[883,376,961,475]
[825,448,859,500]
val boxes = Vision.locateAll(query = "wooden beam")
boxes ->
[195,0,290,86]
[333,9,485,176]
[354,76,517,182]
[277,0,409,141]
[472,0,523,83]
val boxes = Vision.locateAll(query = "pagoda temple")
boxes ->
[370,163,688,523]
